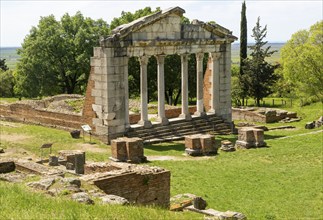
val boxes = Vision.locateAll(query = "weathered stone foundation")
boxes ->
[235,127,266,149]
[81,162,170,207]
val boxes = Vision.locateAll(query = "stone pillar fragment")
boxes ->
[75,153,85,174]
[111,139,127,161]
[156,55,169,125]
[209,52,221,114]
[138,56,152,128]
[179,54,192,120]
[195,53,206,117]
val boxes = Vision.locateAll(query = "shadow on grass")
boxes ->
[144,143,185,152]
[264,133,286,140]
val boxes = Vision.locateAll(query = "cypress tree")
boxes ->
[239,1,248,105]
[243,17,278,107]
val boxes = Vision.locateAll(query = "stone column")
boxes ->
[138,56,152,128]
[179,54,192,120]
[156,55,169,125]
[194,53,206,117]
[209,52,221,114]
[124,57,130,128]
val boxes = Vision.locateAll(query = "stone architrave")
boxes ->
[156,55,169,125]
[209,52,221,114]
[138,56,152,128]
[179,54,192,120]
[195,53,206,117]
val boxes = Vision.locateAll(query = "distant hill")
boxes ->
[0,47,21,70]
[231,42,285,65]
[0,43,284,69]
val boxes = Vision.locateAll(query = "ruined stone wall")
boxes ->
[0,104,83,129]
[203,44,231,122]
[92,171,170,207]
[232,108,266,123]
[82,66,96,129]
[90,47,128,141]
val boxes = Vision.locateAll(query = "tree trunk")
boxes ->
[174,88,181,106]
[256,98,260,107]
[167,89,173,105]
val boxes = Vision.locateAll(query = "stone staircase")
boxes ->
[125,113,231,144]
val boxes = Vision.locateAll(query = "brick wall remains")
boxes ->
[81,163,170,207]
[82,67,96,129]
[203,57,212,112]
[0,104,83,130]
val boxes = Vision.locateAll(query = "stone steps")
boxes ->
[126,114,231,143]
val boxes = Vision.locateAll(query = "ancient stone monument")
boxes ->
[185,134,217,156]
[110,137,146,163]
[83,6,237,142]
[235,127,266,149]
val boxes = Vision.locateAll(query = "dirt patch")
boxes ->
[147,155,216,161]
[0,147,38,160]
[1,134,32,143]
[0,121,23,128]
[76,143,107,153]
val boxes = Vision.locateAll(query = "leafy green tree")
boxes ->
[0,59,9,71]
[243,17,278,106]
[239,1,248,105]
[0,70,15,97]
[110,7,161,30]
[15,12,109,97]
[281,21,323,102]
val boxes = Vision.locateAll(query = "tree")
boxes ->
[15,12,109,97]
[239,1,248,105]
[243,17,278,106]
[0,70,15,97]
[281,21,323,102]
[0,59,9,71]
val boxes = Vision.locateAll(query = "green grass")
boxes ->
[149,132,322,219]
[0,182,201,219]
[0,101,322,219]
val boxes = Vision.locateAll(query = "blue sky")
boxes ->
[1,0,322,47]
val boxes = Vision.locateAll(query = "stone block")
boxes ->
[253,129,264,145]
[236,127,266,149]
[185,135,201,149]
[200,134,216,154]
[0,160,15,173]
[111,139,127,161]
[75,153,85,174]
[126,138,145,163]
[58,150,85,166]
[92,104,103,113]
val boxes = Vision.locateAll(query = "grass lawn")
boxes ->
[0,101,322,219]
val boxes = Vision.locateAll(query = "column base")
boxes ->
[157,117,169,125]
[208,109,217,115]
[194,111,206,117]
[138,120,152,128]
[179,113,192,120]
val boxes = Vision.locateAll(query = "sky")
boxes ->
[1,0,322,47]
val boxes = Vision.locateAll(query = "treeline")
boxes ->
[0,5,322,105]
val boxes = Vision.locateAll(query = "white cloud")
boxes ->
[1,0,322,47]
